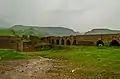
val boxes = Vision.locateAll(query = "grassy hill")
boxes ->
[9,25,80,36]
[0,25,80,36]
[85,29,120,35]
[0,29,13,36]
[2,25,120,37]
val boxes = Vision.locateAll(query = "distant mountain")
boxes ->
[85,29,120,35]
[9,25,80,36]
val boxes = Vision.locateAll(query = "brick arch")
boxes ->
[61,39,65,45]
[110,40,119,46]
[48,40,51,44]
[66,39,71,45]
[51,39,54,44]
[96,40,104,46]
[72,40,76,45]
[56,39,60,45]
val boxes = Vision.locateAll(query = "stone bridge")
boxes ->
[44,34,120,46]
[0,34,120,52]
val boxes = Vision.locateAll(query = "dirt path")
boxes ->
[0,57,70,79]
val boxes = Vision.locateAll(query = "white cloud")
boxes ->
[0,0,120,32]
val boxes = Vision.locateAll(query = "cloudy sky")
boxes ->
[0,0,120,32]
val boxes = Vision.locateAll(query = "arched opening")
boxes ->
[61,39,64,45]
[52,40,54,44]
[56,39,60,45]
[110,40,119,46]
[96,40,104,46]
[49,40,51,44]
[66,39,71,45]
[72,40,76,45]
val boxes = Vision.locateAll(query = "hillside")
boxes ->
[1,26,120,36]
[9,25,80,36]
[85,29,120,35]
[0,29,13,36]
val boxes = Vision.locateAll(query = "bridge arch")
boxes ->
[61,39,64,45]
[110,40,119,46]
[56,39,60,45]
[66,39,71,45]
[96,40,104,46]
[49,40,51,44]
[51,40,54,44]
[72,40,76,45]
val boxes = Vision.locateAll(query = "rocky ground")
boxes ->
[0,57,72,79]
[0,57,120,79]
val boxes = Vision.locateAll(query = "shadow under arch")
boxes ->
[49,40,51,44]
[96,40,104,46]
[61,39,64,45]
[110,40,119,46]
[56,39,60,45]
[51,40,54,44]
[66,39,71,45]
[72,40,76,45]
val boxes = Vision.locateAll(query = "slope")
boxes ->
[85,29,120,35]
[10,25,80,36]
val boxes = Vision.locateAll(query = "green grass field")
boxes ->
[37,46,120,72]
[1,46,120,72]
[0,50,26,60]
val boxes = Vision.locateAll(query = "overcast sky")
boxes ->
[0,0,120,32]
